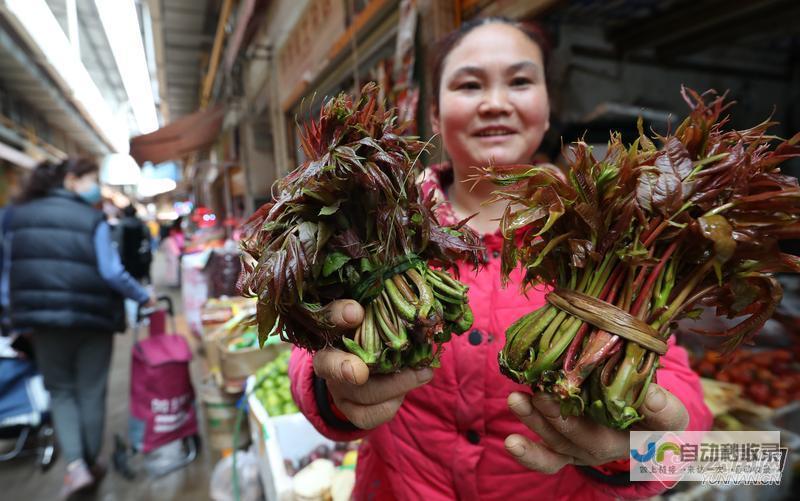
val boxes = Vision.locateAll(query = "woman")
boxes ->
[289,18,711,500]
[2,158,153,499]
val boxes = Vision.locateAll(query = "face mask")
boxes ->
[78,183,102,204]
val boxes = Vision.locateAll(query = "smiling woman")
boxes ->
[286,16,711,501]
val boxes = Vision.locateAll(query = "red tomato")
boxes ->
[697,361,716,378]
[768,397,788,409]
[748,383,770,404]
[771,379,793,392]
[756,368,773,382]
[773,349,793,363]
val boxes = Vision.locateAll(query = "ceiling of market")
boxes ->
[0,0,220,157]
[45,0,219,122]
[1,0,797,159]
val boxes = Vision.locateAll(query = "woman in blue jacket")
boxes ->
[2,158,153,499]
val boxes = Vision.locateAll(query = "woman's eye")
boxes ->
[510,77,532,87]
[457,81,481,90]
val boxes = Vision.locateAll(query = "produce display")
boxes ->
[693,349,800,408]
[253,351,298,417]
[481,88,800,429]
[284,442,359,477]
[218,309,261,351]
[205,245,242,298]
[291,457,356,501]
[240,84,484,372]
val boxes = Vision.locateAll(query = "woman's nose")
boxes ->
[478,87,512,115]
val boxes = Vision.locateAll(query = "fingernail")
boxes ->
[645,386,667,413]
[343,302,360,324]
[533,394,561,419]
[506,438,526,457]
[416,368,433,383]
[508,393,534,417]
[341,360,357,384]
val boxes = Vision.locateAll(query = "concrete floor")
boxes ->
[0,251,217,501]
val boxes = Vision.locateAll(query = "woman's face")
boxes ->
[65,172,99,194]
[432,23,550,175]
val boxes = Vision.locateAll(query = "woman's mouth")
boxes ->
[474,126,516,138]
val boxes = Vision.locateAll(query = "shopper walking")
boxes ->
[1,158,154,499]
[117,204,153,283]
[288,18,712,500]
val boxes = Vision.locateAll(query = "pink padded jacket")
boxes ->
[289,163,712,500]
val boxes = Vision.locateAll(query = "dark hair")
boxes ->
[428,16,552,112]
[16,157,99,204]
[123,204,137,217]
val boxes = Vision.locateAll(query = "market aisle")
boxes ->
[0,249,215,500]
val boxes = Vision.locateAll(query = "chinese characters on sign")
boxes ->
[277,0,346,106]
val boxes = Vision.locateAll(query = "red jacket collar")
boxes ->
[420,162,505,252]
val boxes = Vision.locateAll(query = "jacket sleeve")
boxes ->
[586,335,713,499]
[94,222,150,304]
[289,346,371,442]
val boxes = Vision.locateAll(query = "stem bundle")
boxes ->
[480,88,800,428]
[239,84,484,372]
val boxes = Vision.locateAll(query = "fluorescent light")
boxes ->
[138,178,177,198]
[94,0,159,134]
[156,210,180,221]
[5,0,129,152]
[101,153,142,185]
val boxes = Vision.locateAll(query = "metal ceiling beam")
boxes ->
[0,16,110,155]
[147,0,170,123]
[607,0,796,55]
[199,0,233,108]
[77,3,126,104]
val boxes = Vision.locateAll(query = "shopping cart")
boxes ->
[113,296,199,479]
[0,336,57,470]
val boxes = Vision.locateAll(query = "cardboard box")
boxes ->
[247,376,335,501]
[199,378,250,452]
[218,336,289,393]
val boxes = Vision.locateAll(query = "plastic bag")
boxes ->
[209,448,263,501]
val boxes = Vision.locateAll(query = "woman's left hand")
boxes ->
[504,384,689,473]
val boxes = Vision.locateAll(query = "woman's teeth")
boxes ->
[477,130,512,136]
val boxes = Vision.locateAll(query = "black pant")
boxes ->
[31,330,113,465]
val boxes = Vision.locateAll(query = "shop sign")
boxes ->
[277,0,346,106]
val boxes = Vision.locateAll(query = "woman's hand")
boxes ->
[504,385,689,473]
[312,300,435,430]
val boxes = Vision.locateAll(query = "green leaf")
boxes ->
[698,215,736,264]
[360,257,376,272]
[685,308,704,320]
[257,301,278,348]
[319,204,340,216]
[322,251,351,277]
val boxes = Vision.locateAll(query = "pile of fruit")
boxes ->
[253,351,299,416]
[692,349,800,408]
[284,442,359,477]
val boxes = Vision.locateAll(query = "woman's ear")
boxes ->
[63,172,77,191]
[429,105,441,135]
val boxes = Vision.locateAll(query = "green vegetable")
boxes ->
[481,88,800,429]
[239,84,485,372]
[254,351,297,417]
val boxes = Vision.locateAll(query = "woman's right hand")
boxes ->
[312,299,435,430]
